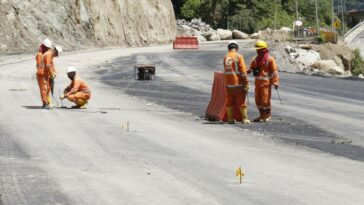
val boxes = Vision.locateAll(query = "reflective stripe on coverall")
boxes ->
[66,76,91,106]
[250,56,279,118]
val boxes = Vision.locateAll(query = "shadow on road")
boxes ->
[22,106,43,109]
[96,51,364,162]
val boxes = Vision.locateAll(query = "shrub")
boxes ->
[351,49,364,76]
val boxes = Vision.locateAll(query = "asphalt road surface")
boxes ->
[0,42,363,205]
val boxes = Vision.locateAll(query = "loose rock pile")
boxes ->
[177,18,253,42]
[272,42,353,77]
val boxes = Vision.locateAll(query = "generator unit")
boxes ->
[134,64,156,81]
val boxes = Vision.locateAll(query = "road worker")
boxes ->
[42,45,62,109]
[248,40,279,122]
[35,39,52,108]
[223,40,250,124]
[61,67,91,109]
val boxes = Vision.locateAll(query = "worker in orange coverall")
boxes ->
[42,45,62,109]
[35,39,52,108]
[61,67,91,109]
[223,40,250,124]
[248,40,280,122]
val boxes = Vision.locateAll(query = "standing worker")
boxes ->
[61,67,91,109]
[223,40,250,124]
[42,45,62,109]
[35,39,52,108]
[249,40,280,122]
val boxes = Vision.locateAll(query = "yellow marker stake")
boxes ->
[235,166,245,184]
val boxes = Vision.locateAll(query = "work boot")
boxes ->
[47,96,52,106]
[72,103,87,109]
[253,108,263,122]
[240,107,251,124]
[261,109,271,122]
[43,104,52,110]
[227,106,235,124]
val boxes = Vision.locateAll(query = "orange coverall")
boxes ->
[65,76,91,106]
[42,50,56,104]
[36,51,48,105]
[223,51,249,120]
[250,56,279,120]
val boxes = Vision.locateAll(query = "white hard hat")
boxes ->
[42,38,52,48]
[67,67,77,73]
[228,40,239,47]
[54,46,63,55]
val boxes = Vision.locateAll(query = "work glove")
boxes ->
[244,85,250,92]
[274,85,279,90]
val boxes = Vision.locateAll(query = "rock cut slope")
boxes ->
[0,0,176,54]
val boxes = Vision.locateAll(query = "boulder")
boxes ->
[313,60,345,75]
[197,35,207,42]
[285,45,295,54]
[290,52,299,59]
[334,56,345,70]
[299,44,313,50]
[233,30,249,39]
[342,70,352,77]
[203,30,220,41]
[209,33,220,41]
[280,27,292,32]
[0,44,7,52]
[295,48,321,68]
[250,33,260,39]
[217,29,233,40]
[338,53,353,70]
[177,25,195,37]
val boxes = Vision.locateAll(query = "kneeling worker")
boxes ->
[61,67,91,109]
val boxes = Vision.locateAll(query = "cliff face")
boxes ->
[0,0,177,54]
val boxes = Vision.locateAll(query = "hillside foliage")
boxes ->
[172,0,361,33]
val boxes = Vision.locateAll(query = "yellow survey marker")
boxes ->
[235,166,245,184]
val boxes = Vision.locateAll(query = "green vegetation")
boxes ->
[351,49,364,76]
[172,0,347,33]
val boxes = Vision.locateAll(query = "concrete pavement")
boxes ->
[0,43,363,204]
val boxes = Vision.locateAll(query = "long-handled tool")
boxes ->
[58,88,65,108]
[275,88,283,105]
[50,78,60,107]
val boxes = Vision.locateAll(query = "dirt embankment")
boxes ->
[0,0,177,54]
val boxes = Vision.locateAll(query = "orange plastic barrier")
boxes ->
[205,72,242,122]
[173,37,199,49]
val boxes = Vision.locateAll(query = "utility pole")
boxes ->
[341,0,345,34]
[295,0,299,38]
[315,0,320,39]
[295,0,299,20]
[332,0,336,42]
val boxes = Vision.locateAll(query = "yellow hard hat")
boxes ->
[254,40,268,49]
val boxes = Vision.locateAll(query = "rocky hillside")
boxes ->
[0,0,176,54]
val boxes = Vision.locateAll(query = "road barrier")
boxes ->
[173,37,199,49]
[205,72,242,122]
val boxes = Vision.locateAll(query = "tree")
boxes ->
[175,0,334,32]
